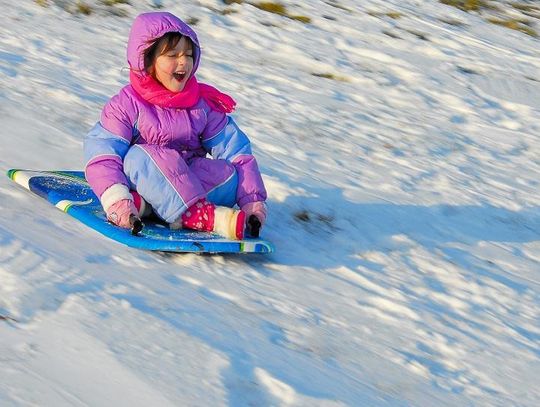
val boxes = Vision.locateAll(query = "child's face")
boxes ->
[154,36,194,92]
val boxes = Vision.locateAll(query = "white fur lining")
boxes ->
[213,206,238,239]
[101,183,132,212]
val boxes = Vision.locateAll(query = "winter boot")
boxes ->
[213,206,246,240]
[171,198,245,240]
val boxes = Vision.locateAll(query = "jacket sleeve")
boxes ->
[201,112,267,207]
[84,90,137,211]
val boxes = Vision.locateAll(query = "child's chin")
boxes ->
[165,83,185,93]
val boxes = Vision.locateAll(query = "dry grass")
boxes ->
[76,1,92,15]
[101,0,129,5]
[220,8,238,15]
[405,29,430,41]
[439,0,492,12]
[457,65,480,75]
[253,2,286,15]
[186,17,200,25]
[510,2,540,20]
[220,1,311,23]
[368,11,404,19]
[35,0,133,16]
[438,0,539,38]
[289,15,312,23]
[438,17,468,26]
[251,1,311,23]
[382,30,402,39]
[294,210,337,232]
[487,17,538,36]
[311,72,349,82]
[294,210,311,222]
[324,1,352,12]
[510,2,540,13]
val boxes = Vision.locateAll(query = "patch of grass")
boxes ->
[311,72,349,82]
[220,1,311,24]
[510,3,540,13]
[457,65,480,75]
[294,210,337,232]
[251,1,311,23]
[312,73,335,79]
[221,8,239,15]
[521,10,540,19]
[382,30,402,39]
[101,0,130,15]
[439,0,539,37]
[294,210,311,222]
[404,29,429,41]
[101,0,129,5]
[386,11,404,19]
[186,17,200,25]
[439,0,491,12]
[324,1,352,12]
[368,11,404,19]
[512,4,540,20]
[487,17,538,37]
[76,1,92,15]
[36,0,132,16]
[253,1,286,15]
[288,15,312,23]
[438,17,467,26]
[219,0,242,15]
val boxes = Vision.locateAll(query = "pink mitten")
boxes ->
[106,199,137,229]
[241,201,267,227]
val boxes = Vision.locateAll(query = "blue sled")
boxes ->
[7,169,274,254]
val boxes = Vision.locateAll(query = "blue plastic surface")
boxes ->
[7,169,274,254]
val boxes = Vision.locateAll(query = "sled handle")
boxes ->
[247,215,261,238]
[129,215,144,236]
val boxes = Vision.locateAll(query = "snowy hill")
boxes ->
[1,0,539,405]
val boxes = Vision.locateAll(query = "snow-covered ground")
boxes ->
[1,0,539,405]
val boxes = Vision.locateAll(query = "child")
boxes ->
[84,11,267,240]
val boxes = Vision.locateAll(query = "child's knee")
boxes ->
[207,166,238,207]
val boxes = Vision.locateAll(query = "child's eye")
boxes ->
[166,53,192,58]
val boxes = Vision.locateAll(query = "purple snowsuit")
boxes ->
[84,12,267,223]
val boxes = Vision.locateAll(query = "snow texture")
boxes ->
[1,0,539,406]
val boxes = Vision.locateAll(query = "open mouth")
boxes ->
[173,72,186,82]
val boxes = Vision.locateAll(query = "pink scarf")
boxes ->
[129,71,236,113]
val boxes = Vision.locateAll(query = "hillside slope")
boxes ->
[0,1,539,405]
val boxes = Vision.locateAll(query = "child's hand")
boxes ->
[242,202,267,237]
[242,201,267,226]
[106,199,137,229]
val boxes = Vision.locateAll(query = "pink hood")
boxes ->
[126,12,201,77]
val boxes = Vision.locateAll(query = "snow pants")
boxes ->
[123,144,238,223]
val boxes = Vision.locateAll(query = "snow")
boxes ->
[1,0,539,405]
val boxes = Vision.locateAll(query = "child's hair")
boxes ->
[143,32,194,78]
